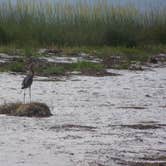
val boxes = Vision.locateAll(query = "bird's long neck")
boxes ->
[30,70,34,77]
[29,66,34,77]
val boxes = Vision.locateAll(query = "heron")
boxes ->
[21,63,34,103]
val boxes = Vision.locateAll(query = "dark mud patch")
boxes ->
[0,102,52,117]
[50,124,97,132]
[39,48,62,55]
[109,124,166,130]
[128,162,166,166]
[78,70,120,77]
[121,124,164,130]
[88,162,106,166]
[139,121,159,124]
[120,160,166,166]
[62,135,83,140]
[159,105,166,108]
[112,156,166,166]
[0,53,20,63]
[140,156,166,162]
[128,156,166,166]
[117,106,146,110]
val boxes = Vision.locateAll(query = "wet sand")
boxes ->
[0,67,166,166]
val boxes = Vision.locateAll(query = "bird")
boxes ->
[21,63,34,103]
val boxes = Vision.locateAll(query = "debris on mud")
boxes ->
[147,53,166,68]
[124,161,166,166]
[160,105,166,108]
[101,56,119,68]
[39,53,101,64]
[50,124,97,132]
[129,62,143,71]
[38,48,62,55]
[76,68,119,77]
[127,156,166,166]
[109,123,166,130]
[120,124,164,130]
[149,54,166,64]
[0,53,20,63]
[117,106,146,110]
[0,102,52,117]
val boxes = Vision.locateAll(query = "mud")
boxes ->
[0,53,20,63]
[39,54,102,64]
[117,106,146,109]
[0,67,166,166]
[50,124,97,132]
[110,124,166,130]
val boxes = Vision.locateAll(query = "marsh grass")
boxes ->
[35,61,104,76]
[0,0,165,47]
[0,60,24,72]
[42,66,65,75]
[68,61,104,72]
[0,59,111,74]
[7,61,24,72]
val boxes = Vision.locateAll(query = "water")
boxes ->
[0,67,166,166]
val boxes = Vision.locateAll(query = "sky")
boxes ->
[0,0,165,10]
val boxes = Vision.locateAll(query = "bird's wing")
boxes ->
[21,75,33,89]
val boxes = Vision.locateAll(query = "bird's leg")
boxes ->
[29,86,31,103]
[24,89,26,104]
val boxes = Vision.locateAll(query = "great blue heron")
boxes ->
[21,63,34,103]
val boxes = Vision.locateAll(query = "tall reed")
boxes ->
[0,0,165,47]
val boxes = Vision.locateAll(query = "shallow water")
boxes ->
[0,67,166,166]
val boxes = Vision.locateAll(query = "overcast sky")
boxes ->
[0,0,165,10]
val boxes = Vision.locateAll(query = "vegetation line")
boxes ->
[0,0,165,47]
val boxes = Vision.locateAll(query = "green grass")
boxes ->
[35,61,104,75]
[0,61,25,72]
[8,62,24,72]
[62,45,166,69]
[0,0,165,47]
[42,66,65,75]
[68,61,104,72]
[0,59,105,75]
[0,44,165,74]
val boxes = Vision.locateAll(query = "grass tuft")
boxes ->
[68,61,104,72]
[42,66,65,75]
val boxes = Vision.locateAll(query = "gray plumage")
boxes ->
[21,63,34,103]
[21,74,33,89]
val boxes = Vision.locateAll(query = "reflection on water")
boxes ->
[0,67,166,166]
